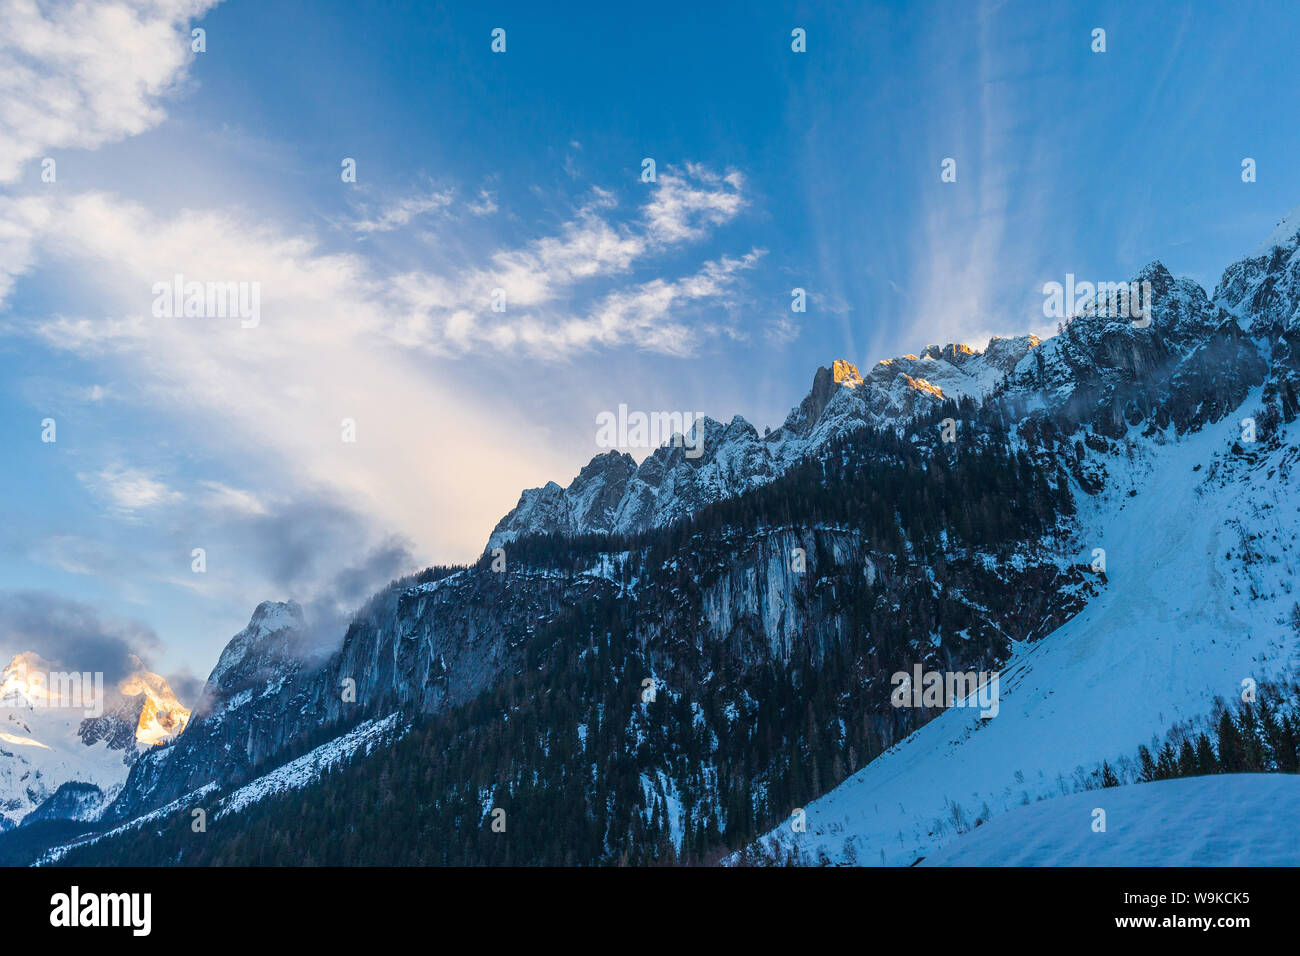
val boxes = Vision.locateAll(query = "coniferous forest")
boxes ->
[52,398,1096,866]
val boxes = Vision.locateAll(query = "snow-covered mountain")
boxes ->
[40,203,1300,867]
[729,226,1300,868]
[740,405,1300,865]
[487,335,1039,548]
[489,258,1255,551]
[0,653,190,829]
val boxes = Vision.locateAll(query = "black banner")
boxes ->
[0,865,1276,943]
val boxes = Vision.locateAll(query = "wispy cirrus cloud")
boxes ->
[79,466,184,515]
[388,165,753,355]
[349,187,456,234]
[899,0,1058,351]
[197,480,268,517]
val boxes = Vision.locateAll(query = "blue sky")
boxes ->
[2,0,1298,691]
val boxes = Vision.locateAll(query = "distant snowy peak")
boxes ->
[0,653,190,828]
[488,335,1039,548]
[1215,204,1300,333]
[0,653,189,750]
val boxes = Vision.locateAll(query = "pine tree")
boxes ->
[1217,711,1245,772]
[1100,761,1119,788]
[1195,732,1218,774]
[1137,745,1157,782]
[1177,738,1198,777]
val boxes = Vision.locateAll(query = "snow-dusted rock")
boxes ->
[1215,204,1300,333]
[489,335,1041,548]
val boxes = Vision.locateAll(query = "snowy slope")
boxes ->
[1,691,130,830]
[39,713,406,863]
[744,410,1300,866]
[923,774,1300,866]
[214,712,405,818]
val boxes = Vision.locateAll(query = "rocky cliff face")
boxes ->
[105,566,624,821]
[1213,207,1300,434]
[1001,262,1269,437]
[485,418,779,550]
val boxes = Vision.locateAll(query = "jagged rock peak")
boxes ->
[921,343,976,365]
[249,599,305,629]
[487,336,1050,549]
[202,600,308,705]
[117,661,191,747]
[829,358,864,385]
[1214,203,1300,333]
[1135,259,1174,284]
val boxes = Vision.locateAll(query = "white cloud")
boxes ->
[0,160,755,558]
[1,190,572,559]
[198,481,267,517]
[388,166,753,355]
[81,465,184,514]
[531,250,764,357]
[479,207,646,305]
[765,315,800,345]
[350,188,455,234]
[467,189,498,216]
[0,0,219,183]
[645,166,746,243]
